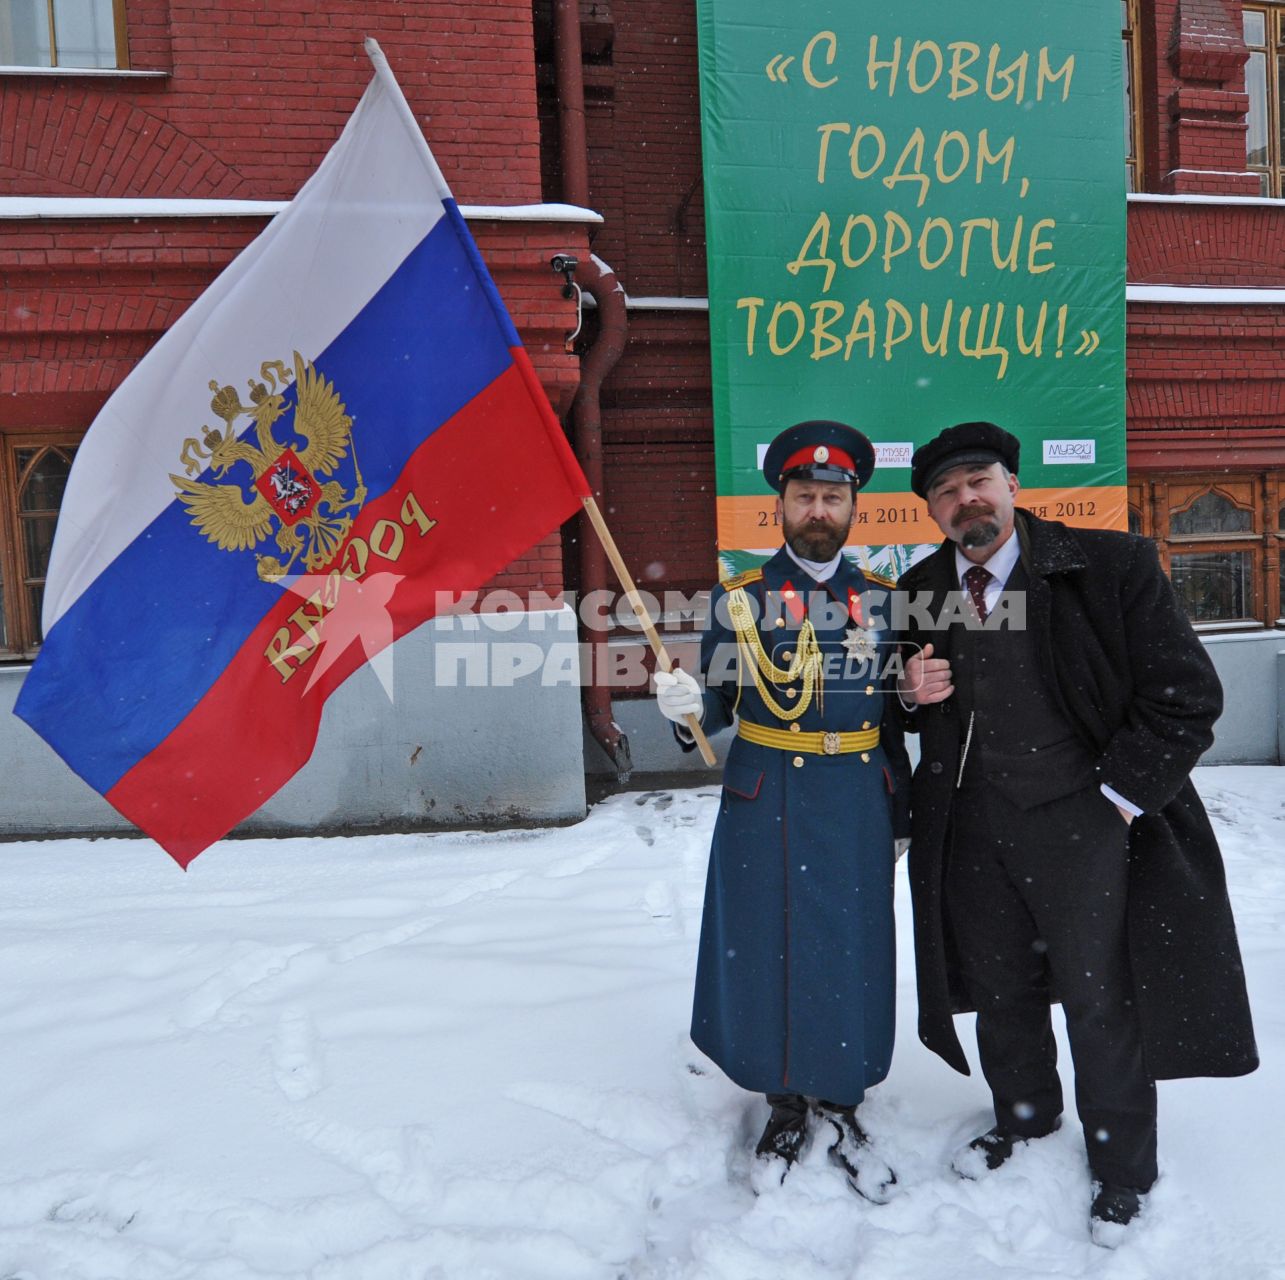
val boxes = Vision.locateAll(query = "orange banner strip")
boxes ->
[717,487,1127,550]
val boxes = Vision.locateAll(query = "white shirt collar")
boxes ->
[954,527,1020,588]
[784,542,843,582]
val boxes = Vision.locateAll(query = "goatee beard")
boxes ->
[959,519,1000,549]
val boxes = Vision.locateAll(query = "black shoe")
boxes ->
[1090,1182,1146,1248]
[818,1105,897,1204]
[753,1097,808,1183]
[951,1118,1061,1180]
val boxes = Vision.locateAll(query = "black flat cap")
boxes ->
[762,420,876,493]
[911,421,1020,498]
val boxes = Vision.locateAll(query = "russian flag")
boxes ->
[15,46,590,867]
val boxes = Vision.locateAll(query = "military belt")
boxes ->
[737,721,880,756]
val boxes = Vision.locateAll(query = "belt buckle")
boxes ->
[822,731,841,756]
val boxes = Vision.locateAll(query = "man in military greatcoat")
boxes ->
[896,421,1257,1246]
[656,420,911,1200]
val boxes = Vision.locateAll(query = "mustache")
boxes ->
[954,504,995,522]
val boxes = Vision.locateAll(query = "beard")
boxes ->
[954,505,1001,549]
[784,515,850,562]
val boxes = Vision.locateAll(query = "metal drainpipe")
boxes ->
[554,0,632,778]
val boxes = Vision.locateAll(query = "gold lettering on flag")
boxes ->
[263,490,439,683]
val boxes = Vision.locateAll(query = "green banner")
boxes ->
[696,1,1126,578]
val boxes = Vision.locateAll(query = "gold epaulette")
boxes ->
[720,566,764,592]
[863,569,897,589]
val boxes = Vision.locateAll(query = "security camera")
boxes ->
[550,254,580,299]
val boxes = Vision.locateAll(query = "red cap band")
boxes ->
[782,445,856,474]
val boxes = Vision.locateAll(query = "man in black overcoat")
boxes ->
[895,421,1257,1246]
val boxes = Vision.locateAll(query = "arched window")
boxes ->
[1129,475,1283,627]
[1,437,79,658]
[1169,490,1254,536]
[1167,485,1257,622]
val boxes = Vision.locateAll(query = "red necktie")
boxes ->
[963,564,993,623]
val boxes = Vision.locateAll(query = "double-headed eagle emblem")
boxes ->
[172,352,367,582]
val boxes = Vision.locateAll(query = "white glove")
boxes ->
[655,668,704,725]
[895,838,910,862]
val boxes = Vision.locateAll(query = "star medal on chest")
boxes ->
[842,586,878,662]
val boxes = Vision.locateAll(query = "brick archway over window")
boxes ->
[0,88,247,198]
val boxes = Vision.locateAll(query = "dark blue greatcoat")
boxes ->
[682,546,911,1104]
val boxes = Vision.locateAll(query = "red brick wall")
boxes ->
[536,0,716,606]
[1128,302,1285,432]
[585,2,706,297]
[1,0,543,203]
[1145,0,1257,193]
[1126,193,1285,472]
[0,218,261,413]
[598,310,716,593]
[1128,199,1285,284]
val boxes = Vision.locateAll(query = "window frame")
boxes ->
[0,430,83,662]
[0,0,130,71]
[1244,2,1283,197]
[1166,542,1261,625]
[1123,0,1145,192]
[1130,470,1285,629]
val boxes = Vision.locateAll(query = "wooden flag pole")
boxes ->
[581,496,717,767]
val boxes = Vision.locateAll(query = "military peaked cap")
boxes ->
[762,420,876,493]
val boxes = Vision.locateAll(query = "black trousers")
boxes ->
[945,783,1158,1190]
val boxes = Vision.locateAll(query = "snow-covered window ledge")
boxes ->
[0,66,168,78]
[1193,621,1268,635]
[0,199,603,224]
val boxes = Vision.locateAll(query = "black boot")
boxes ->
[752,1093,808,1187]
[816,1102,897,1204]
[1090,1182,1147,1248]
[950,1118,1062,1180]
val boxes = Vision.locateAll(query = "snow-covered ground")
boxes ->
[0,767,1281,1280]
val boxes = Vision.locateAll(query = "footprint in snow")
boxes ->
[329,914,443,964]
[633,791,673,811]
[271,1007,324,1101]
[642,880,683,937]
[174,943,311,1030]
